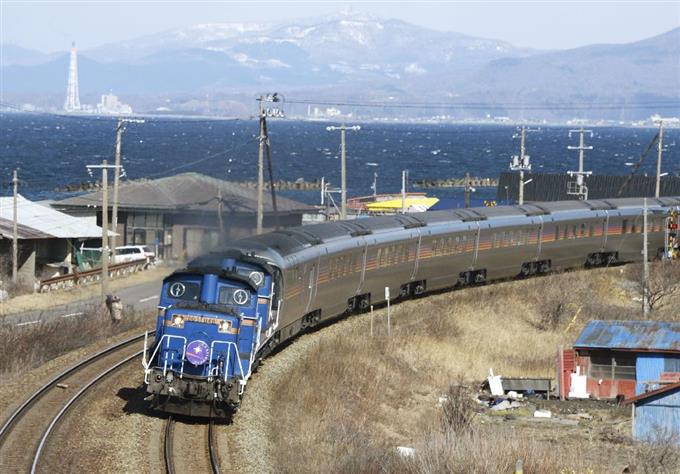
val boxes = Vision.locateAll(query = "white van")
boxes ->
[114,245,155,265]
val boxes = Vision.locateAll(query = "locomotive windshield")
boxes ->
[165,281,201,301]
[218,286,253,306]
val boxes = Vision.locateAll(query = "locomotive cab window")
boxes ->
[218,286,253,306]
[165,281,200,301]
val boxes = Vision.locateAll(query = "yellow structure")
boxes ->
[365,197,439,213]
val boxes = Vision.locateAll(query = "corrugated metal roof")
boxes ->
[0,195,107,239]
[0,216,52,239]
[625,382,680,405]
[55,173,313,214]
[574,320,680,352]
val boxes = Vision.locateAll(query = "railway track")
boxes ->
[0,333,146,473]
[164,416,220,474]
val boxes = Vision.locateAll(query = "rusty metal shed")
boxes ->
[569,320,680,401]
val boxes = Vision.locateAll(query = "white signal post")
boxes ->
[385,286,391,337]
[326,123,360,220]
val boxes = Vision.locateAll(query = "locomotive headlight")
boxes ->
[171,315,184,328]
[218,320,232,333]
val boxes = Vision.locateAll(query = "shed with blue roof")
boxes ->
[571,320,680,400]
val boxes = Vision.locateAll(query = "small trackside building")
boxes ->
[566,320,680,400]
[53,173,314,260]
[625,382,680,443]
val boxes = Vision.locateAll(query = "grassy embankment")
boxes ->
[0,307,154,376]
[264,266,680,473]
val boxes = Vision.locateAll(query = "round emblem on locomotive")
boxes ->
[233,289,249,305]
[249,271,264,286]
[186,340,210,366]
[169,282,186,298]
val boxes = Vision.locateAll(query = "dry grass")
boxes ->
[0,306,153,376]
[263,266,679,473]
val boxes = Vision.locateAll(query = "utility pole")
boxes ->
[567,128,593,200]
[655,119,664,198]
[326,123,361,219]
[111,118,143,261]
[643,198,649,317]
[11,170,18,283]
[256,93,283,234]
[510,126,533,205]
[102,162,109,303]
[217,188,224,243]
[371,172,378,198]
[87,160,119,303]
[464,172,472,208]
[401,170,408,213]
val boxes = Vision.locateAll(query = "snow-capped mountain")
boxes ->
[1,11,678,120]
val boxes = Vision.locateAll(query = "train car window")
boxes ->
[554,226,560,241]
[562,226,568,240]
[631,221,637,233]
[589,223,594,237]
[166,281,200,301]
[622,220,629,234]
[580,223,587,237]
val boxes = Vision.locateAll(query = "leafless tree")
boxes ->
[627,262,680,311]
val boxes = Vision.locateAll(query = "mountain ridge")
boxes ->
[1,13,677,120]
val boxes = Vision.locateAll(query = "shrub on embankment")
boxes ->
[0,307,152,376]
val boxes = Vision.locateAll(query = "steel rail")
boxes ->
[30,349,143,474]
[208,419,221,474]
[0,332,146,443]
[164,417,175,474]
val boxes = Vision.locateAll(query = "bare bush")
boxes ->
[626,262,680,312]
[627,427,680,474]
[396,425,588,474]
[440,384,476,434]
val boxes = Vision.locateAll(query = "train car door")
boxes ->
[410,229,422,281]
[356,238,369,296]
[536,216,544,258]
[304,253,321,314]
[602,210,610,249]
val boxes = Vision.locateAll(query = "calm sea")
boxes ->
[1,113,678,205]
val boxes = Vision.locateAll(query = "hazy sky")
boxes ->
[2,1,679,53]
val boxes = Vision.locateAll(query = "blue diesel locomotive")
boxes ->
[143,196,680,417]
[143,253,280,417]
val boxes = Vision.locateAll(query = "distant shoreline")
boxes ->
[1,109,675,129]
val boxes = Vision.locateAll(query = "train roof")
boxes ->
[231,196,680,259]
